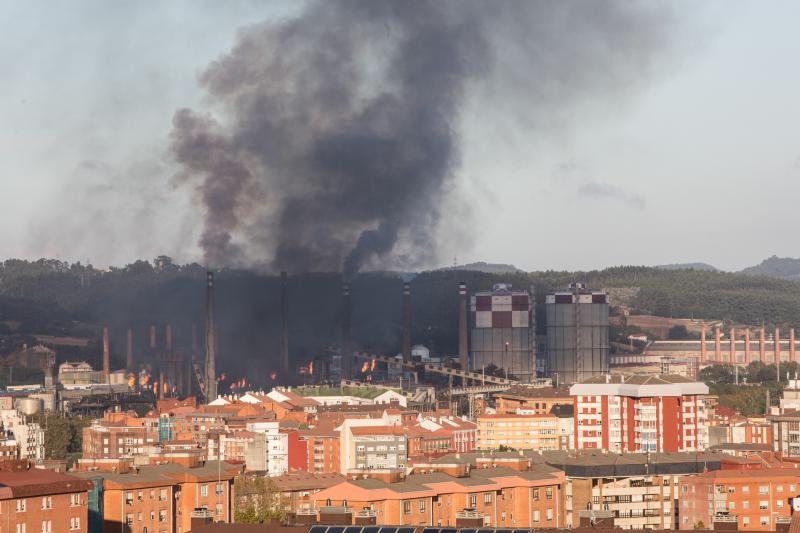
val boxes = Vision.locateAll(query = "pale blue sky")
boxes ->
[1,1,798,272]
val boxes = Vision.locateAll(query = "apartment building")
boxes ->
[81,411,159,461]
[418,416,477,453]
[570,374,708,452]
[0,409,45,461]
[770,413,800,456]
[312,465,565,528]
[74,461,240,533]
[300,421,341,474]
[0,468,92,533]
[351,426,407,470]
[727,420,773,446]
[494,386,573,415]
[476,413,562,451]
[678,468,800,531]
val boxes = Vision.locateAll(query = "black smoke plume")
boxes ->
[171,1,674,275]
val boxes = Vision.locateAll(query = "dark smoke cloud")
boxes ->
[171,0,675,275]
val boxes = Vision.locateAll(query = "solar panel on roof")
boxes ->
[476,529,496,533]
[326,527,345,533]
[494,529,513,533]
[362,527,380,533]
[396,528,415,533]
[440,528,458,533]
[344,527,362,533]
[459,528,478,533]
[512,529,531,533]
[378,527,399,533]
[309,527,328,533]
[422,528,440,533]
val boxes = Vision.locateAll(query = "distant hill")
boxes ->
[741,255,800,280]
[655,262,718,272]
[440,262,522,274]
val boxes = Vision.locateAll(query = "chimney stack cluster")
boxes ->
[705,324,799,366]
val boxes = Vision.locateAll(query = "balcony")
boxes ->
[355,509,377,518]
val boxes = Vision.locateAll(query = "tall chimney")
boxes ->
[158,369,165,400]
[341,282,351,378]
[126,328,133,372]
[792,328,797,363]
[760,327,766,362]
[102,326,110,382]
[700,327,707,361]
[402,282,412,364]
[458,282,468,371]
[745,329,751,365]
[775,327,781,366]
[280,271,289,374]
[149,325,157,351]
[205,272,217,403]
[729,327,736,365]
[165,324,173,353]
[714,327,721,362]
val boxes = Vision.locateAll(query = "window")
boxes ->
[533,510,540,523]
[727,487,735,494]
[743,501,750,509]
[743,517,750,526]
[200,484,208,497]
[742,486,750,494]
[40,521,51,533]
[759,486,769,495]
[792,485,798,492]
[16,499,26,512]
[469,495,476,508]
[419,499,426,513]
[150,490,155,499]
[126,491,133,505]
[70,494,81,507]
[159,510,167,523]
[138,512,142,521]
[546,487,553,500]
[546,508,554,521]
[16,525,25,533]
[533,488,540,501]
[216,503,223,517]
[126,514,134,526]
[404,501,411,514]
[216,482,224,496]
[69,517,81,531]
[484,493,492,504]
[760,517,769,526]
[159,489,166,501]
[777,500,784,508]
[759,501,768,510]
[138,490,143,501]
[778,485,784,493]
[729,502,735,510]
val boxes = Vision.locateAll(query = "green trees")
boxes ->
[30,412,91,461]
[233,476,285,523]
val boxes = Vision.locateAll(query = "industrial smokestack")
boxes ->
[158,369,165,400]
[792,328,796,363]
[745,329,751,365]
[760,327,766,362]
[102,325,110,382]
[341,282,351,378]
[775,327,781,366]
[714,327,721,362]
[205,271,217,403]
[700,327,707,361]
[149,325,157,351]
[729,327,736,365]
[458,282,468,372]
[165,324,173,353]
[126,328,133,372]
[280,271,289,375]
[402,282,412,364]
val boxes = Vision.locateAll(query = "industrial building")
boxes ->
[546,283,609,384]
[468,283,535,381]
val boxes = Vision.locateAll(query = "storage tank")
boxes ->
[468,283,535,381]
[30,392,56,412]
[15,397,43,416]
[546,282,609,385]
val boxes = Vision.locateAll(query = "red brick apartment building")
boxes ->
[678,468,800,531]
[312,464,565,528]
[570,374,708,452]
[0,467,93,533]
[74,460,240,533]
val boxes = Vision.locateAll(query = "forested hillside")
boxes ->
[3,259,800,380]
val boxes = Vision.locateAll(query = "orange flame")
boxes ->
[370,359,376,371]
[360,361,369,373]
[127,374,136,388]
[269,371,277,380]
[308,361,314,374]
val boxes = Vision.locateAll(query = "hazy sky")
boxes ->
[2,1,799,272]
